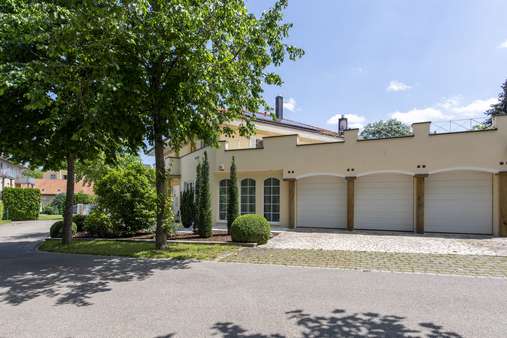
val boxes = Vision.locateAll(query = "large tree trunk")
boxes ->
[154,114,168,250]
[62,155,75,245]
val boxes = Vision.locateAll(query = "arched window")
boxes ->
[219,179,230,221]
[264,178,280,222]
[241,178,256,215]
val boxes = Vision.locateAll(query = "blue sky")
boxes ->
[248,0,507,130]
[143,1,507,164]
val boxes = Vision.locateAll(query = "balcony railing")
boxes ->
[430,118,491,134]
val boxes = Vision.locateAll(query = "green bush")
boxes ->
[2,188,40,221]
[180,185,195,228]
[94,159,156,236]
[42,205,59,215]
[197,152,212,238]
[73,214,87,232]
[84,208,118,238]
[231,214,271,244]
[0,200,3,220]
[50,193,66,215]
[49,221,77,238]
[75,192,96,204]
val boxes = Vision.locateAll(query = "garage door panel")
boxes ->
[425,171,492,234]
[355,174,413,231]
[297,176,346,228]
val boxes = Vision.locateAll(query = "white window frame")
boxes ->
[264,178,280,223]
[219,179,230,221]
[240,178,256,215]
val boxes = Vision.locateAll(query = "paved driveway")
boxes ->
[263,230,507,256]
[1,221,507,337]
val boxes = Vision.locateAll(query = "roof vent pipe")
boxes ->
[275,96,283,120]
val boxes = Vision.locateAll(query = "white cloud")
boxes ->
[390,97,497,124]
[327,113,367,129]
[498,40,507,48]
[283,97,297,112]
[387,80,412,92]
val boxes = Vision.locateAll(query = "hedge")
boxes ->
[0,200,4,220]
[2,188,40,221]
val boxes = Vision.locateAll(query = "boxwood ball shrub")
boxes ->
[231,214,271,244]
[2,187,40,221]
[50,221,77,238]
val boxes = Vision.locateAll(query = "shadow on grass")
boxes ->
[211,309,463,338]
[0,241,190,307]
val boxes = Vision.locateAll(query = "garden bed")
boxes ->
[74,230,279,244]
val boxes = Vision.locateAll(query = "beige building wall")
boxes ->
[168,115,507,234]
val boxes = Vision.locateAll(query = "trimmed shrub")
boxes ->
[197,152,212,238]
[73,214,87,232]
[231,214,271,244]
[0,200,3,220]
[75,192,96,205]
[2,188,40,221]
[227,156,239,234]
[180,184,195,228]
[84,208,118,238]
[49,220,77,238]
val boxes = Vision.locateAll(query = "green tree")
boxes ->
[0,2,144,244]
[486,79,507,125]
[198,152,212,238]
[227,156,239,234]
[360,119,411,139]
[99,0,303,248]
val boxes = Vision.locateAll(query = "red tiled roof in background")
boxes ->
[35,179,94,196]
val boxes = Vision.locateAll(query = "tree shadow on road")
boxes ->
[0,243,190,307]
[211,308,463,338]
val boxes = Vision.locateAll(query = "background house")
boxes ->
[35,177,94,206]
[0,157,35,194]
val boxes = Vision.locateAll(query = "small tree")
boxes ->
[227,156,239,234]
[180,184,195,229]
[486,79,507,125]
[198,152,212,238]
[360,119,411,139]
[194,162,202,234]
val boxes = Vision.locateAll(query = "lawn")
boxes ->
[0,219,11,224]
[38,214,63,220]
[39,239,239,260]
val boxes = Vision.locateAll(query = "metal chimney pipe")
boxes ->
[275,96,283,120]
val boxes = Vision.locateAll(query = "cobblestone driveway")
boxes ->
[220,248,507,278]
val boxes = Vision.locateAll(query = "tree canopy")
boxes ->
[360,119,411,139]
[486,79,507,125]
[98,0,303,248]
[0,2,145,243]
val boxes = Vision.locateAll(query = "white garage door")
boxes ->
[425,171,492,234]
[355,174,413,231]
[297,176,346,228]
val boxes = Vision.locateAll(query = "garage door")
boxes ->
[425,171,492,234]
[355,174,413,231]
[297,176,346,228]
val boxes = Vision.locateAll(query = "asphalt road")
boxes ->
[1,221,506,338]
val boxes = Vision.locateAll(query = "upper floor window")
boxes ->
[219,179,230,221]
[50,174,57,180]
[264,178,280,222]
[240,178,256,215]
